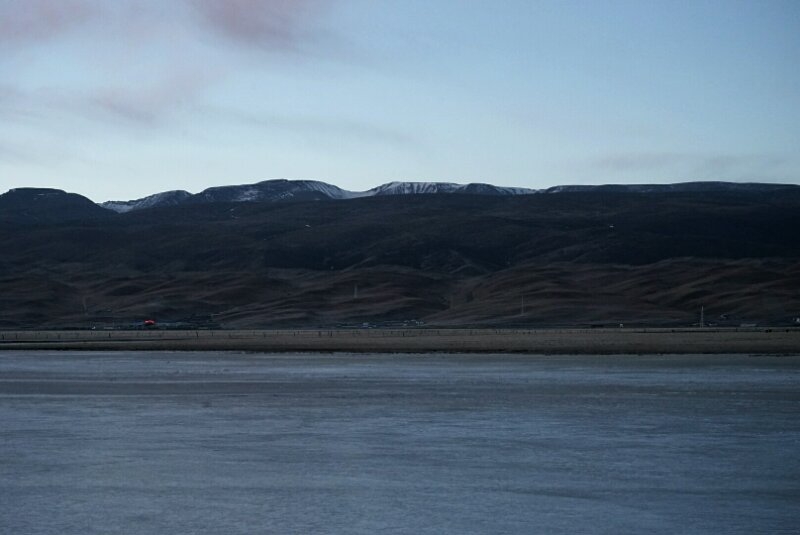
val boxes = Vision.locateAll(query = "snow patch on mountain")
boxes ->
[192,179,360,203]
[303,180,367,199]
[101,190,192,213]
[366,181,537,196]
[367,181,462,195]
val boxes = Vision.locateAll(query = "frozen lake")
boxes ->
[1,351,799,534]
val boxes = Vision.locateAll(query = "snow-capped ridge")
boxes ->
[367,181,461,195]
[92,179,799,214]
[101,190,192,213]
[99,179,538,213]
[366,181,537,196]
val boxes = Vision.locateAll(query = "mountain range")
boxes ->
[3,178,796,220]
[99,180,537,213]
[1,179,799,329]
[97,179,800,214]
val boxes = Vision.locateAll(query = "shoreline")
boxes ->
[1,328,798,355]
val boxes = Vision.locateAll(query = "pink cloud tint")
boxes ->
[190,0,332,49]
[0,0,98,43]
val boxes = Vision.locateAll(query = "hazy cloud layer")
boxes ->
[0,0,336,50]
[216,107,418,149]
[90,70,221,125]
[0,0,342,129]
[595,152,790,182]
[0,85,23,114]
[0,141,27,162]
[597,153,691,172]
[0,85,62,123]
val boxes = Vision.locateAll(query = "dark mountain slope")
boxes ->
[91,190,800,269]
[1,189,798,328]
[0,188,112,225]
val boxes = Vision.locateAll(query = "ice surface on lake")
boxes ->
[1,352,798,534]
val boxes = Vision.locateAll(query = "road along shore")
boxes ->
[0,328,798,354]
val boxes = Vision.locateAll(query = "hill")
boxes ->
[0,188,112,225]
[100,179,537,212]
[1,183,799,328]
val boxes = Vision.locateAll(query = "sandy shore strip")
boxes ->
[0,328,798,354]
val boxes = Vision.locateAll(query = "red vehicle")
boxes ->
[143,319,156,328]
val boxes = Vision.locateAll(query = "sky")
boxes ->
[0,0,798,202]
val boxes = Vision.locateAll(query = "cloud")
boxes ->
[0,142,28,162]
[0,136,70,166]
[0,69,216,132]
[594,151,790,181]
[1,0,338,53]
[0,0,98,43]
[0,85,56,123]
[190,0,334,51]
[596,152,687,172]
[0,85,23,112]
[693,154,787,178]
[0,0,344,124]
[90,70,219,125]
[212,106,419,149]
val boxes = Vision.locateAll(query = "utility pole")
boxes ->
[520,295,525,316]
[700,305,704,328]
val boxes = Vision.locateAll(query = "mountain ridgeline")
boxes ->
[99,179,537,213]
[97,179,800,213]
[0,187,111,224]
[0,180,799,328]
